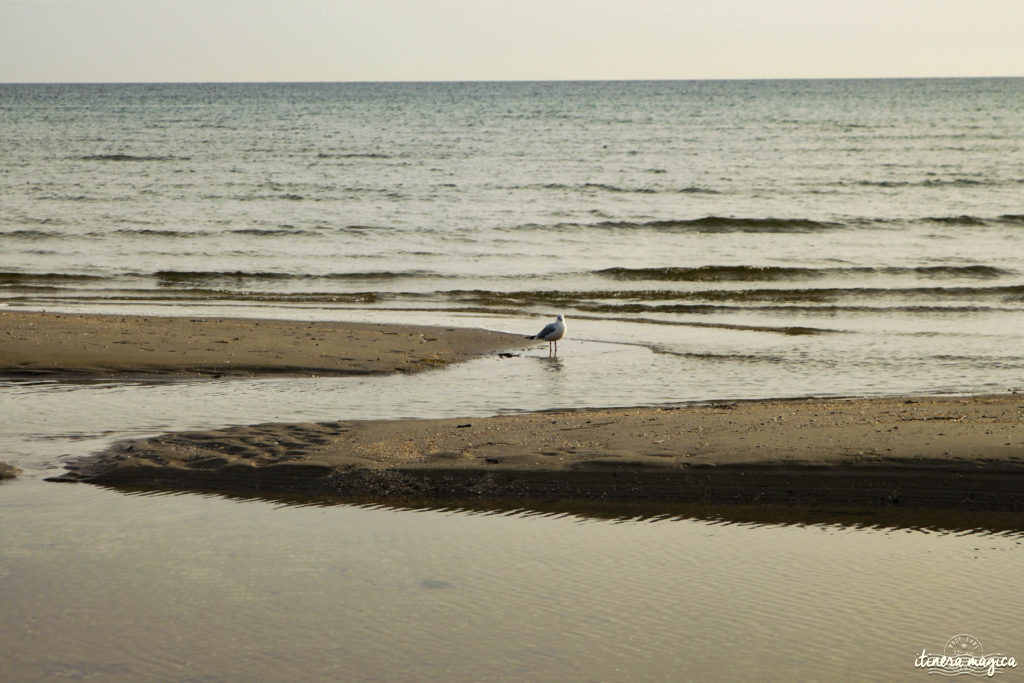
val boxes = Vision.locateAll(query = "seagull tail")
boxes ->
[525,335,536,340]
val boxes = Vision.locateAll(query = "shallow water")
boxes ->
[3,478,1024,682]
[3,338,1024,680]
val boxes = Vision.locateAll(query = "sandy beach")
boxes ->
[10,311,1022,510]
[58,390,1024,510]
[0,310,528,378]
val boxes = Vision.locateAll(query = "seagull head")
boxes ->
[556,314,564,322]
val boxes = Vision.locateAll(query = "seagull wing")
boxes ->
[535,322,557,339]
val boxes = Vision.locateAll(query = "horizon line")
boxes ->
[2,75,1022,87]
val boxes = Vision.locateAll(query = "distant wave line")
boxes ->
[511,182,721,195]
[0,229,64,239]
[597,264,1013,281]
[523,214,1024,232]
[0,225,392,240]
[552,217,846,233]
[5,216,1023,241]
[76,154,191,162]
[3,287,1017,317]
[316,152,393,159]
[849,178,1014,188]
[150,269,439,283]
[0,270,440,286]
[924,214,1024,226]
[442,285,1024,307]
[7,273,1022,303]
[0,271,107,283]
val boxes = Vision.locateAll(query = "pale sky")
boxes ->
[1,0,1022,83]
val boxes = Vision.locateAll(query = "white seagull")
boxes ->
[527,314,566,355]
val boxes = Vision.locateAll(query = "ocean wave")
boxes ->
[582,183,657,194]
[923,215,990,226]
[339,224,390,232]
[151,270,436,284]
[554,217,846,233]
[439,295,1015,319]
[683,284,1024,303]
[596,264,1011,281]
[445,284,1024,309]
[8,285,1011,317]
[317,152,392,159]
[0,270,434,287]
[0,289,384,304]
[145,289,383,303]
[921,178,987,187]
[650,348,797,362]
[230,228,322,236]
[853,178,991,188]
[0,271,106,284]
[109,228,215,238]
[0,229,63,239]
[573,302,1010,315]
[36,194,106,202]
[77,154,191,162]
[885,214,1024,227]
[214,193,311,202]
[923,213,1024,226]
[11,216,64,226]
[516,182,720,195]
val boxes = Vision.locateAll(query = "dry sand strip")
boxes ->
[0,311,529,379]
[54,394,1024,511]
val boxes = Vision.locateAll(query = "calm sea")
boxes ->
[3,79,1024,400]
[3,80,1024,681]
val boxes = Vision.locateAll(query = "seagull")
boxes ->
[527,314,566,355]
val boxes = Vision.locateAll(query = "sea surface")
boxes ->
[2,80,1024,681]
[3,79,1024,400]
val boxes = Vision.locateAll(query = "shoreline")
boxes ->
[11,310,1024,510]
[55,394,1024,511]
[0,310,528,379]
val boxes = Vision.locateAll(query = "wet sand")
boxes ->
[0,310,527,378]
[57,394,1024,510]
[13,311,1024,509]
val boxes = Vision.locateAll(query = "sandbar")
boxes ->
[0,310,527,379]
[56,394,1024,510]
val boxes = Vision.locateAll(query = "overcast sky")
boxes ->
[2,0,1022,83]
